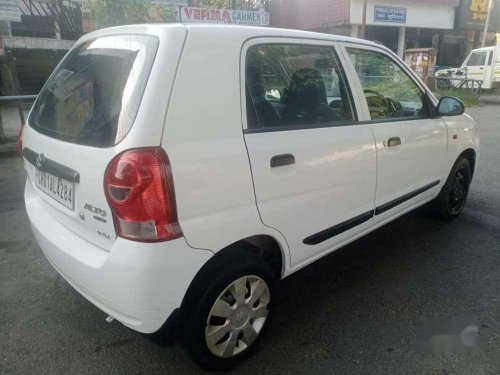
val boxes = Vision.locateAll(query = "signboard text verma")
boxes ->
[180,7,270,26]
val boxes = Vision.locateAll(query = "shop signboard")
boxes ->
[180,7,270,26]
[374,5,407,23]
[457,0,499,31]
[0,0,20,22]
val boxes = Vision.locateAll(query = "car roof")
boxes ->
[82,23,382,49]
[471,46,495,52]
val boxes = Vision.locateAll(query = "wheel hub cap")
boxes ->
[232,306,250,328]
[205,275,270,358]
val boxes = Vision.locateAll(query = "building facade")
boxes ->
[0,0,88,97]
[0,0,89,140]
[270,0,499,67]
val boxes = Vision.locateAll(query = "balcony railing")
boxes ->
[11,0,83,40]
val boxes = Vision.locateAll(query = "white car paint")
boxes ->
[339,42,448,225]
[23,24,478,336]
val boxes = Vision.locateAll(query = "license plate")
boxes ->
[35,169,75,210]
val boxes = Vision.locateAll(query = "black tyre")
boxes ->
[433,157,471,220]
[180,251,276,371]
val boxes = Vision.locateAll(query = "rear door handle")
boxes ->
[270,154,295,168]
[386,137,401,147]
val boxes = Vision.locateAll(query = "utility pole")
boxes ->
[481,0,494,47]
[360,0,367,39]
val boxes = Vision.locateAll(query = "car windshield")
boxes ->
[28,35,158,147]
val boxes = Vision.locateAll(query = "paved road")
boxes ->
[1,106,500,375]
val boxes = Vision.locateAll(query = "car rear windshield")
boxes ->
[29,34,159,147]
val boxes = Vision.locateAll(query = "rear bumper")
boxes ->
[25,180,213,334]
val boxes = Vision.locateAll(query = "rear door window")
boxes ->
[29,35,158,147]
[245,43,356,130]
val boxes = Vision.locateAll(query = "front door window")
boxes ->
[346,48,429,121]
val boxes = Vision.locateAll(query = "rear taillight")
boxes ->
[104,148,183,242]
[17,124,25,156]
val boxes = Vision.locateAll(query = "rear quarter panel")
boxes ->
[162,26,291,270]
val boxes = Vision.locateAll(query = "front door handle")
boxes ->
[387,137,401,147]
[270,154,295,168]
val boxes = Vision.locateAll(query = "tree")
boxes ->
[88,0,272,28]
[192,0,271,10]
[89,0,149,27]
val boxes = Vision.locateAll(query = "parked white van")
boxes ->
[21,24,479,370]
[436,45,500,90]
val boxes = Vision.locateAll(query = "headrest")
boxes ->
[286,68,327,106]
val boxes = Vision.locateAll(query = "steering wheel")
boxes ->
[363,89,398,117]
[386,97,402,116]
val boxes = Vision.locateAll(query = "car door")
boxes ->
[463,50,489,87]
[339,43,447,224]
[483,50,495,89]
[242,39,377,269]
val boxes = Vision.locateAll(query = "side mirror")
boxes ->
[436,96,465,117]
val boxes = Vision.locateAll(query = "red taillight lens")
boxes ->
[104,148,182,242]
[18,124,25,156]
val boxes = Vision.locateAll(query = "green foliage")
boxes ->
[152,4,178,22]
[89,0,150,27]
[88,0,271,28]
[434,89,479,107]
[365,79,421,102]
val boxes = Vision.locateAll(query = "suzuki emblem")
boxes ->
[36,153,45,169]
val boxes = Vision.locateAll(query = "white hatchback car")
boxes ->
[21,24,479,370]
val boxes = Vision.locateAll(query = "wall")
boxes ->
[0,36,74,55]
[350,0,457,29]
[270,0,351,30]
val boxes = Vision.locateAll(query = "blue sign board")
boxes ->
[374,5,407,23]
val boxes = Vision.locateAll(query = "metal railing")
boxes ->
[18,0,83,40]
[0,95,37,141]
[435,77,483,99]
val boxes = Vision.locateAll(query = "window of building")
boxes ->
[246,44,355,130]
[346,48,428,121]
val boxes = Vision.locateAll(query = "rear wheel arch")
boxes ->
[234,235,285,279]
[179,234,285,316]
[185,235,285,291]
